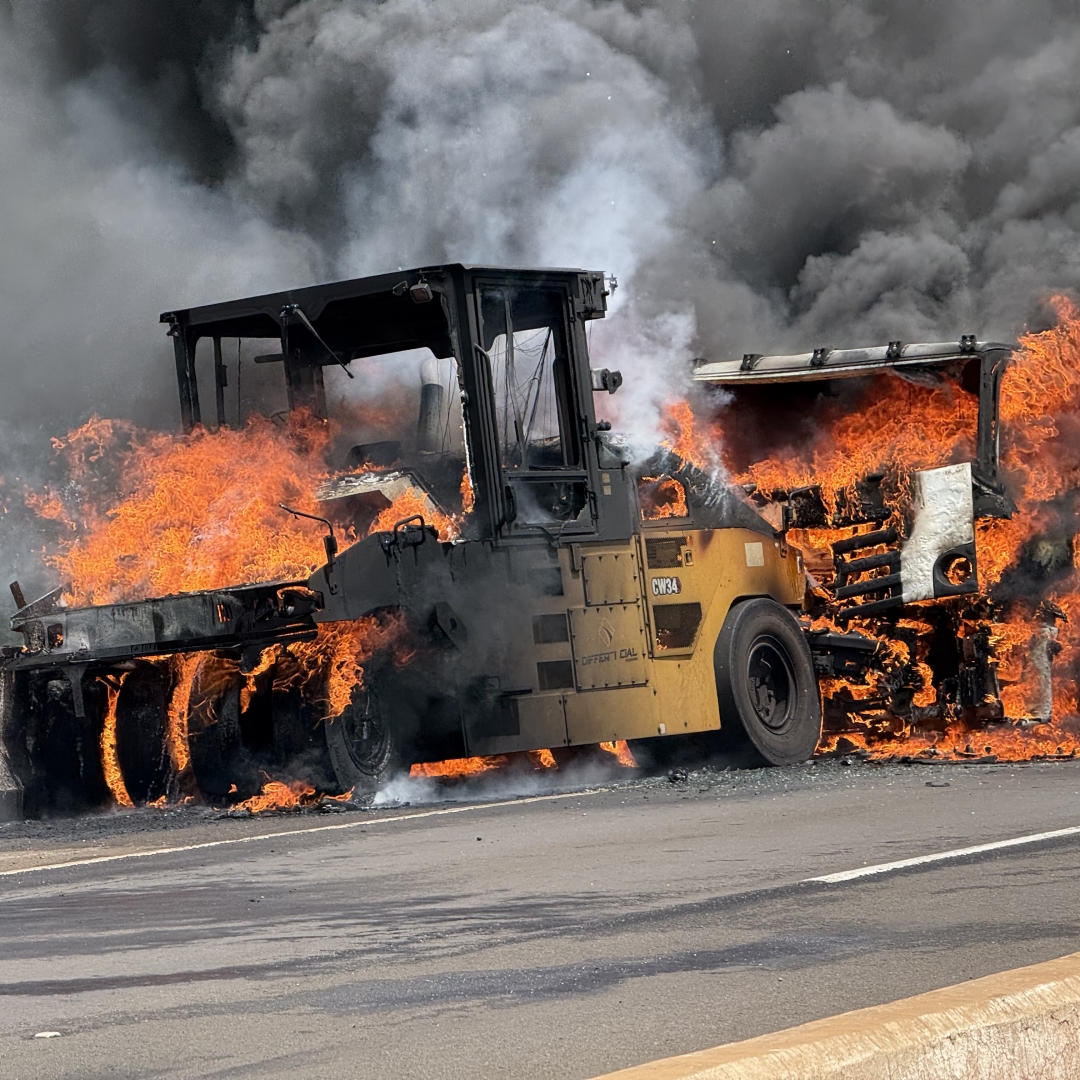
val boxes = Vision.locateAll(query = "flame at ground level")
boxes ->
[821,721,1080,762]
[231,779,318,813]
[410,742,638,779]
[599,740,638,767]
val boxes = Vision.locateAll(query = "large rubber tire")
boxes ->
[115,663,171,804]
[189,683,242,800]
[324,685,400,796]
[713,599,821,766]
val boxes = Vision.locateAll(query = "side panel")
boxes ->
[564,685,659,744]
[470,693,569,758]
[463,543,583,756]
[581,550,641,605]
[569,604,648,689]
[412,526,804,754]
[644,527,804,737]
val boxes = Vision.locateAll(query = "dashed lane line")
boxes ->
[806,823,1080,884]
[0,789,599,879]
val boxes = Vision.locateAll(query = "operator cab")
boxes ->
[160,264,623,544]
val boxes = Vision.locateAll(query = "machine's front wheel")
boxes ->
[713,599,821,766]
[324,684,400,796]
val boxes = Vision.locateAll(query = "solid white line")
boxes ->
[807,823,1080,884]
[0,789,598,879]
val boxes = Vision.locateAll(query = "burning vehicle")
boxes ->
[1,264,1078,818]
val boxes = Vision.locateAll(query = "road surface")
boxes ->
[2,758,1080,1078]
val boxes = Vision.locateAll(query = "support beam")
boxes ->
[213,336,228,429]
[171,324,201,432]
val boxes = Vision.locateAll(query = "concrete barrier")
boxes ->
[595,951,1080,1079]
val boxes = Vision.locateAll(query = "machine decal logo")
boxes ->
[652,576,681,596]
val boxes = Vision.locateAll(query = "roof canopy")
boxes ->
[692,339,1012,385]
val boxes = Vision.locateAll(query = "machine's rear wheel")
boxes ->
[114,664,170,804]
[324,684,400,796]
[713,599,821,766]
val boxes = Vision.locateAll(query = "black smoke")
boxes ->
[3,0,1080,599]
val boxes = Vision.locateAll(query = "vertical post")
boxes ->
[972,346,1014,519]
[171,325,201,432]
[280,317,328,419]
[976,348,1008,485]
[213,336,228,429]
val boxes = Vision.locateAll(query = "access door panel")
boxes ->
[581,549,641,605]
[569,603,648,689]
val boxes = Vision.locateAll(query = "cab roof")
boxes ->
[692,338,1013,385]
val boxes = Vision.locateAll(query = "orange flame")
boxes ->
[166,653,200,777]
[368,485,459,540]
[599,740,638,768]
[98,672,133,807]
[231,779,318,813]
[410,755,509,778]
[662,400,713,471]
[638,475,688,520]
[41,412,334,607]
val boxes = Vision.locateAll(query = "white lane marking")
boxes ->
[807,824,1080,884]
[0,789,599,879]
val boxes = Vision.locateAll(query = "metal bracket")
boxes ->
[66,664,89,719]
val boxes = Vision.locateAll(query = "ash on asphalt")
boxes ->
[0,754,1062,852]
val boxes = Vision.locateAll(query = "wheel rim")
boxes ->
[745,635,796,733]
[336,690,391,775]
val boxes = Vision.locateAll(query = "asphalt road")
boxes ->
[2,758,1080,1079]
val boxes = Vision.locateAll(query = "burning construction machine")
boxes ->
[0,263,1019,817]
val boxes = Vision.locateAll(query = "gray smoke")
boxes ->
[3,0,1080,599]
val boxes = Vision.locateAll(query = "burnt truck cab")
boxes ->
[692,338,1027,735]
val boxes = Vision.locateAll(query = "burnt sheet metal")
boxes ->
[5,581,322,672]
[316,469,441,515]
[633,447,776,537]
[691,340,1010,384]
[901,463,978,603]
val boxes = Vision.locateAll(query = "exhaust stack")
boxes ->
[417,357,444,454]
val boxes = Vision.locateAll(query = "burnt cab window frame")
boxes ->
[473,277,596,536]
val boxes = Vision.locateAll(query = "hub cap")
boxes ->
[746,636,796,733]
[338,690,392,774]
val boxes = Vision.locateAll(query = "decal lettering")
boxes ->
[651,576,682,596]
[579,651,616,666]
[579,648,641,665]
